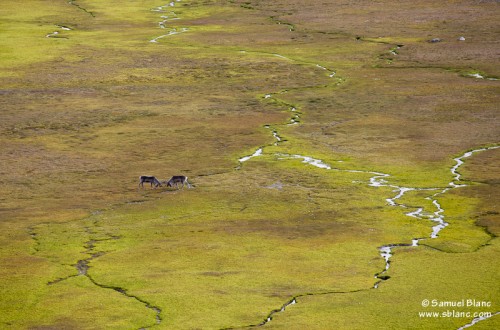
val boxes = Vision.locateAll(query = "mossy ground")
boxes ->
[1,0,498,329]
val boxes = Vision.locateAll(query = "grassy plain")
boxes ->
[0,0,499,329]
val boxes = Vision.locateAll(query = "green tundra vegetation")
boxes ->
[0,0,498,329]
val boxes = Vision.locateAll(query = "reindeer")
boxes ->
[139,175,162,188]
[165,176,191,189]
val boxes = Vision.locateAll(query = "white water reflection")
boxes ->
[239,148,263,163]
[458,311,500,330]
[276,145,499,291]
[150,0,187,43]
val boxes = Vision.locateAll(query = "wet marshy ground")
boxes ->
[1,0,499,329]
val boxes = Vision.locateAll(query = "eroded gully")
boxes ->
[68,0,95,17]
[34,1,192,328]
[29,214,162,329]
[39,1,192,327]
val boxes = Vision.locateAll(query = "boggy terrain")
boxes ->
[0,0,498,329]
